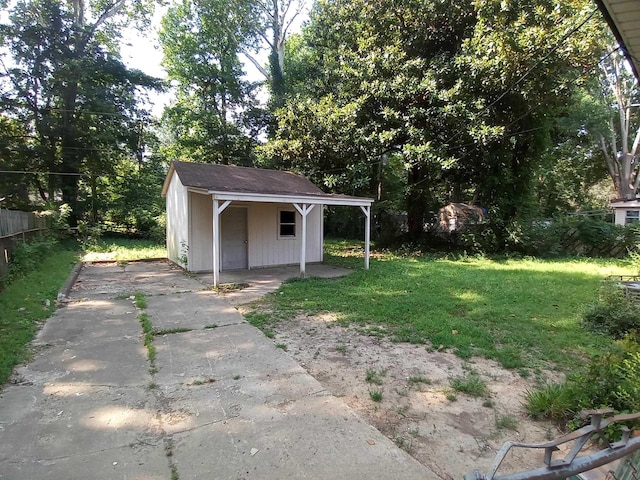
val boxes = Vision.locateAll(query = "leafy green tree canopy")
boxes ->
[0,0,160,223]
[264,0,609,236]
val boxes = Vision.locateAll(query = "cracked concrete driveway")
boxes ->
[0,260,434,480]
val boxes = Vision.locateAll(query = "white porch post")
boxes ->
[360,205,371,270]
[212,198,232,287]
[293,203,315,278]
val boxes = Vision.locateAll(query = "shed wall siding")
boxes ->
[189,192,213,272]
[614,209,626,226]
[248,203,323,268]
[166,171,189,266]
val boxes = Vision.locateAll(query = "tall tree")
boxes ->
[598,47,640,200]
[239,0,306,108]
[159,0,260,165]
[0,0,159,223]
[265,0,607,236]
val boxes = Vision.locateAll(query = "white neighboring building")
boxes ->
[610,198,640,226]
[161,161,374,285]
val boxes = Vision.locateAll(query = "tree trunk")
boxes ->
[60,80,81,226]
[90,175,97,223]
[406,165,428,238]
[269,0,286,109]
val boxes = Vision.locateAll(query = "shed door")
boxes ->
[221,207,248,270]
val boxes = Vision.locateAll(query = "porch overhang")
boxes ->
[207,190,373,208]
[207,190,374,287]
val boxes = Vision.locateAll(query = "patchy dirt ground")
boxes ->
[256,311,569,480]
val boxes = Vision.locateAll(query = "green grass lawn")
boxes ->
[82,237,167,262]
[1,236,166,386]
[248,240,636,372]
[0,245,79,384]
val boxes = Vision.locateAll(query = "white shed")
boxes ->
[161,161,374,286]
[610,198,640,226]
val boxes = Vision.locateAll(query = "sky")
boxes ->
[119,7,170,117]
[119,4,310,118]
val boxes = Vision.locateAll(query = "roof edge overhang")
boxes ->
[208,190,374,207]
[161,163,177,197]
[594,0,640,80]
[610,199,640,207]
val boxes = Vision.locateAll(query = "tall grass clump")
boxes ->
[582,280,640,338]
[525,337,640,439]
[0,243,78,384]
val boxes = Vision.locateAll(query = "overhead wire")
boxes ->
[436,6,601,150]
[285,5,607,184]
[0,170,88,176]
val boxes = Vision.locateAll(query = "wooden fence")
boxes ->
[0,209,49,279]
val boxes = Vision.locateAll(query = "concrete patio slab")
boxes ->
[68,260,204,301]
[0,380,167,480]
[146,290,243,331]
[17,337,149,386]
[171,392,426,480]
[35,299,141,345]
[153,325,306,383]
[196,263,354,304]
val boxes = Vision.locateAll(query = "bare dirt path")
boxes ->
[248,311,567,480]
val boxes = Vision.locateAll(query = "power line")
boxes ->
[46,107,152,118]
[439,7,601,150]
[0,170,88,176]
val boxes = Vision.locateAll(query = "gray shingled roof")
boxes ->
[171,161,326,196]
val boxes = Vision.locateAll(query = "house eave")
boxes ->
[160,163,176,197]
[207,190,374,207]
[610,198,640,208]
[596,0,640,81]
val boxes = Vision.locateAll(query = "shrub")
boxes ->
[40,203,72,239]
[4,235,59,285]
[149,212,166,244]
[457,223,500,255]
[507,216,640,258]
[77,220,102,250]
[582,281,640,338]
[524,337,640,439]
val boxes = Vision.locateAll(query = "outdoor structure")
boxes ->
[437,203,486,233]
[161,161,374,286]
[609,198,640,226]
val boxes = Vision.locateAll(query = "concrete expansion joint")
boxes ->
[147,289,196,299]
[149,387,181,477]
[169,415,239,436]
[9,441,155,464]
[210,320,247,329]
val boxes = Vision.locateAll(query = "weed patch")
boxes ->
[134,292,147,309]
[137,305,157,368]
[369,389,383,402]
[0,245,78,385]
[365,368,386,385]
[188,378,215,386]
[495,415,519,431]
[408,375,431,386]
[154,327,192,336]
[450,372,489,398]
[524,337,640,438]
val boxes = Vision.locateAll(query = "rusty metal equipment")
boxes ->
[465,410,640,480]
